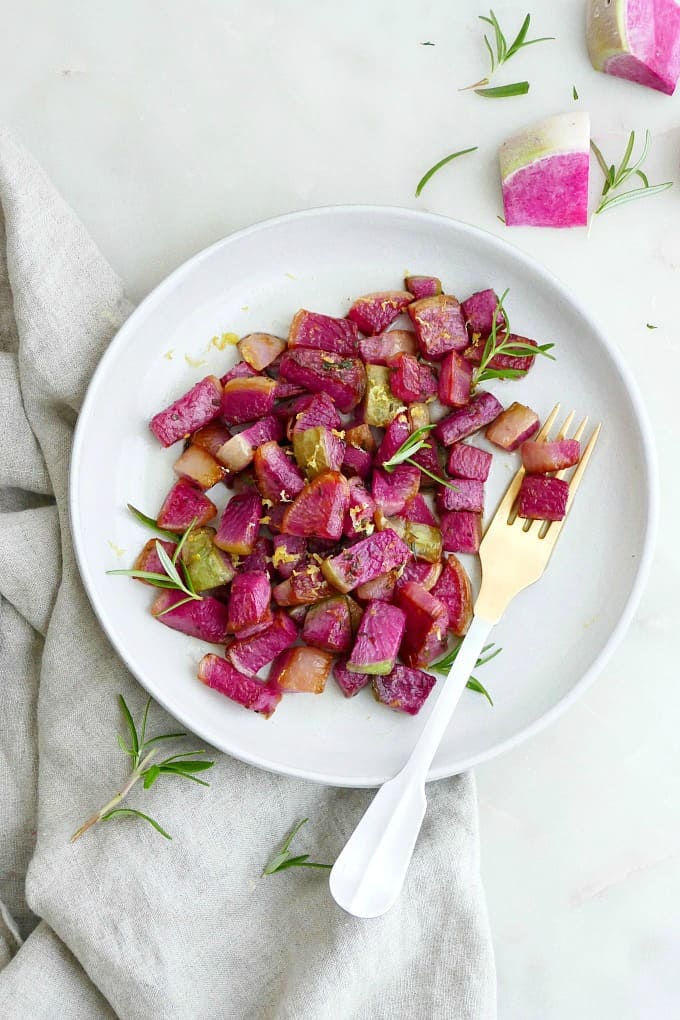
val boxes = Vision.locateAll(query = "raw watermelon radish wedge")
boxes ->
[499,113,591,227]
[586,0,680,95]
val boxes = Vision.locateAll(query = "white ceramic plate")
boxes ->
[70,206,657,787]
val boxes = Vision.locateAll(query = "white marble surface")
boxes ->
[2,1,679,1016]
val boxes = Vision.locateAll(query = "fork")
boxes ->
[329,405,601,918]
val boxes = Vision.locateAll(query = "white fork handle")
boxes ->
[329,615,493,918]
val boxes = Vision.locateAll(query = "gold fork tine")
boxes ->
[495,403,561,524]
[554,410,576,441]
[541,423,602,550]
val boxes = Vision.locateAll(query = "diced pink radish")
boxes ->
[133,538,177,583]
[282,471,350,540]
[517,475,569,521]
[279,350,366,413]
[292,426,345,480]
[334,658,371,697]
[269,646,333,693]
[395,582,448,668]
[437,479,485,514]
[287,309,359,357]
[173,444,224,490]
[400,494,438,526]
[220,362,259,386]
[407,438,442,489]
[272,562,334,606]
[587,0,680,95]
[341,445,372,479]
[440,511,482,554]
[150,375,223,448]
[374,414,411,467]
[152,591,230,644]
[499,113,590,228]
[253,441,305,501]
[273,381,304,400]
[198,654,281,717]
[407,295,469,360]
[222,377,277,424]
[192,421,232,459]
[214,491,262,555]
[461,289,505,339]
[216,415,283,472]
[302,596,356,654]
[358,330,418,365]
[238,333,285,371]
[388,352,422,403]
[372,664,436,715]
[348,601,406,675]
[521,438,580,473]
[345,423,376,452]
[239,535,273,577]
[486,401,539,451]
[321,529,411,593]
[227,571,272,634]
[438,351,473,408]
[372,465,421,516]
[404,275,442,299]
[286,604,308,625]
[419,363,439,399]
[464,333,537,373]
[271,534,307,578]
[355,569,400,602]
[343,477,377,537]
[156,480,217,532]
[291,392,342,434]
[431,554,473,636]
[226,611,298,676]
[347,291,414,336]
[435,391,504,446]
[446,443,492,481]
[396,559,442,591]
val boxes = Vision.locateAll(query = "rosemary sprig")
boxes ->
[462,10,553,93]
[381,425,458,491]
[262,818,332,875]
[471,288,555,389]
[107,515,203,609]
[430,642,502,705]
[415,146,478,197]
[71,695,214,842]
[590,130,672,217]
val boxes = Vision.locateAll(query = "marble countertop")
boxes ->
[2,2,678,1016]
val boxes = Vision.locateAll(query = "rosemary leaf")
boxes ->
[572,85,578,100]
[415,146,478,197]
[646,323,658,330]
[119,695,139,760]
[127,504,178,542]
[101,807,172,840]
[475,81,529,98]
[263,818,332,876]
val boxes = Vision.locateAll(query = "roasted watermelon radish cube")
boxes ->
[173,444,225,490]
[364,365,406,427]
[408,436,443,489]
[347,601,406,675]
[395,582,448,668]
[355,569,400,603]
[293,426,345,479]
[216,415,283,472]
[279,350,366,413]
[271,561,335,606]
[238,332,285,371]
[374,413,411,467]
[461,289,505,340]
[290,392,342,434]
[347,291,414,335]
[388,353,422,403]
[446,443,492,481]
[341,444,373,479]
[521,438,580,473]
[152,591,230,644]
[133,538,177,583]
[358,330,418,365]
[418,363,439,400]
[157,480,217,532]
[440,511,482,554]
[343,477,376,537]
[486,402,539,451]
[372,664,436,715]
[435,391,504,446]
[431,554,473,636]
[287,309,359,357]
[372,465,421,516]
[404,522,443,563]
[334,658,371,697]
[271,534,307,578]
[464,333,537,374]
[253,441,305,501]
[282,471,350,540]
[269,646,333,693]
[198,654,281,717]
[437,479,485,514]
[227,570,272,634]
[396,559,442,591]
[400,493,438,526]
[149,375,223,448]
[438,351,473,408]
[321,529,411,593]
[179,526,234,591]
[192,421,232,459]
[404,275,442,299]
[345,423,376,453]
[240,535,274,577]
[517,475,569,521]
[222,376,277,425]
[302,595,356,654]
[214,491,262,555]
[221,361,259,386]
[407,295,469,360]
[226,611,298,677]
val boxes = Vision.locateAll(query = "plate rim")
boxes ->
[69,204,659,787]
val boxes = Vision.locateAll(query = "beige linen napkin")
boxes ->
[0,128,496,1020]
